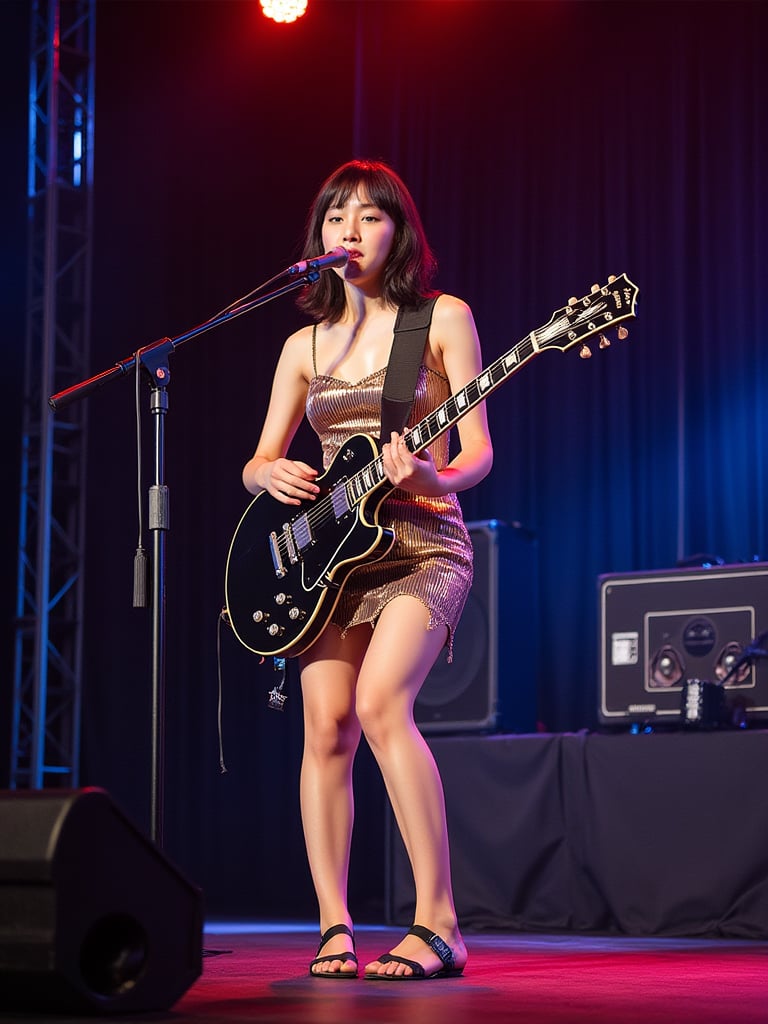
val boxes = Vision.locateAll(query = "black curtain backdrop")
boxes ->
[1,0,767,922]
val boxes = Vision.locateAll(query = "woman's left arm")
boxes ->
[382,294,493,496]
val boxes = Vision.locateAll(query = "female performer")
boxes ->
[242,159,493,979]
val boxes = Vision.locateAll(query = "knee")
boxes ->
[356,692,398,750]
[304,710,360,760]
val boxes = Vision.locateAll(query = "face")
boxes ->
[320,187,396,286]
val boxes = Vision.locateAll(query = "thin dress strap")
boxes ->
[311,323,318,378]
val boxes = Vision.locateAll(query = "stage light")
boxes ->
[260,0,308,24]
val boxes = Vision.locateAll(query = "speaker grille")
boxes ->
[414,520,538,734]
[0,788,203,1014]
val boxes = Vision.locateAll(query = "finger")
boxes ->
[292,460,319,481]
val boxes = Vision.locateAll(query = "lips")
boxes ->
[345,249,362,260]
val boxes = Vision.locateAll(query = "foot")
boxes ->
[364,924,467,979]
[309,923,358,978]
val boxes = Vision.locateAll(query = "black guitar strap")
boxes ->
[379,294,440,444]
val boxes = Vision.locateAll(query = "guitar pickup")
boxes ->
[291,514,313,553]
[331,482,351,518]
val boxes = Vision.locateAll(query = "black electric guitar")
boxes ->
[225,274,639,658]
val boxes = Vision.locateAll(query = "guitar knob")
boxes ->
[617,325,629,340]
[599,333,611,349]
[288,607,306,622]
[267,623,285,637]
[579,344,592,359]
[275,592,293,606]
[252,610,269,623]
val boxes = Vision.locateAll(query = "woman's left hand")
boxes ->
[382,431,443,496]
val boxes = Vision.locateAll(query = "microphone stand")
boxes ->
[49,270,320,848]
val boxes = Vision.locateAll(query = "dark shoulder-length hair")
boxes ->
[296,159,438,323]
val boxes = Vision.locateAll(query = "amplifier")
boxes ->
[598,562,768,727]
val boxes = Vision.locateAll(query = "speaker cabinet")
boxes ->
[414,519,538,734]
[0,787,203,1014]
[599,562,768,726]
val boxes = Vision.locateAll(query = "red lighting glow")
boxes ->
[260,0,308,24]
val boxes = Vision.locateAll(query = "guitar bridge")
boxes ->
[269,531,287,578]
[283,522,298,564]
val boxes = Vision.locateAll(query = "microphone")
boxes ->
[288,246,349,276]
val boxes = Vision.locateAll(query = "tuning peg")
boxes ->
[591,283,600,293]
[617,325,629,340]
[579,344,592,359]
[607,274,616,283]
[599,333,611,349]
[568,296,578,307]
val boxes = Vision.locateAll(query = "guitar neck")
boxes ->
[344,334,539,505]
[344,273,638,506]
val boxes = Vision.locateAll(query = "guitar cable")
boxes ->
[216,609,289,774]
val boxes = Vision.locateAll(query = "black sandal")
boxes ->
[364,924,463,980]
[309,923,358,979]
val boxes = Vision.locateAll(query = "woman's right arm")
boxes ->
[242,327,321,506]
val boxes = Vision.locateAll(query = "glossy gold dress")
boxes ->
[305,360,473,659]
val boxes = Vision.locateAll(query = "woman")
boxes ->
[242,159,493,979]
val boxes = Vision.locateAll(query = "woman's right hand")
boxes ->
[261,458,320,506]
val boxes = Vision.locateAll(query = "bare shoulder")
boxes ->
[432,292,475,331]
[278,322,316,379]
[283,321,315,353]
[431,294,480,358]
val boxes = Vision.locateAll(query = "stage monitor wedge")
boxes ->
[0,787,203,1014]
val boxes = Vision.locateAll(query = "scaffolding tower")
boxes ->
[10,0,96,788]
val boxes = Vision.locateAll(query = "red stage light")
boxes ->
[260,0,308,24]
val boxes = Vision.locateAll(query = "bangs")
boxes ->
[322,165,402,221]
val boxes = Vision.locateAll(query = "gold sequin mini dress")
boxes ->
[305,360,473,659]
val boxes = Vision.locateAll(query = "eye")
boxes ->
[326,214,343,223]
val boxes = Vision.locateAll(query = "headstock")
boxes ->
[536,273,639,357]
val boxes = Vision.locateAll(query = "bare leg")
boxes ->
[355,597,468,977]
[299,625,368,975]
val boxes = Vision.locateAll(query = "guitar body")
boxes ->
[225,432,395,658]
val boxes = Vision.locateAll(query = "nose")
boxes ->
[343,219,361,243]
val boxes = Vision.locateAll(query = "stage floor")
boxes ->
[5,922,764,1024]
[189,924,767,1024]
[180,923,768,1024]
